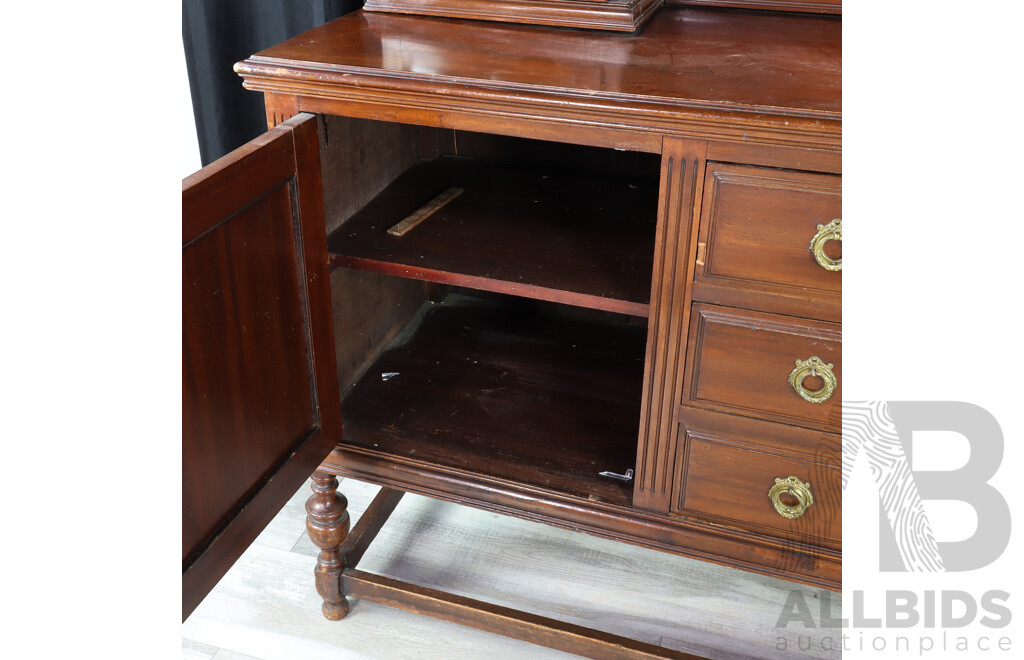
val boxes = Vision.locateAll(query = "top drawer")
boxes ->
[693,163,841,322]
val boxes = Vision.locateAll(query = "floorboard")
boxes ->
[183,478,841,659]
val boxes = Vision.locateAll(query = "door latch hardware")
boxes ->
[598,468,634,482]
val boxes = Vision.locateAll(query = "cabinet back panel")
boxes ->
[452,130,661,182]
[320,116,454,235]
[320,115,451,391]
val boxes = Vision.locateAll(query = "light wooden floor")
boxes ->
[183,477,840,659]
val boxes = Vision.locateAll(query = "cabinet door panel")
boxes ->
[182,114,340,620]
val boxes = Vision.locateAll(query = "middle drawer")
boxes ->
[681,303,841,432]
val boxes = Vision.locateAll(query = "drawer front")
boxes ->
[672,416,841,548]
[693,163,841,322]
[682,304,841,432]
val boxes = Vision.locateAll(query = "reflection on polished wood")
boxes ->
[236,8,840,149]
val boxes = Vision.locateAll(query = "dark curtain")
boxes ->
[183,0,363,165]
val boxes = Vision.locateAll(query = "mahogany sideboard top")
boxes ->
[236,8,840,153]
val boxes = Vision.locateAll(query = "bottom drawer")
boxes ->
[672,411,841,549]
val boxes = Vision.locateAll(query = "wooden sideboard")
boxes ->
[183,5,840,656]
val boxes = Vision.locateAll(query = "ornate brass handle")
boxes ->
[809,219,842,271]
[788,356,837,404]
[769,476,814,519]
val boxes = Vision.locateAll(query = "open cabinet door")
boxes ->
[182,113,341,620]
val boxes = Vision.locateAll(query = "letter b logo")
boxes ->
[843,401,1010,571]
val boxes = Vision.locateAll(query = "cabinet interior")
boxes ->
[319,115,660,505]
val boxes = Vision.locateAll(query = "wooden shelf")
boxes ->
[327,156,657,316]
[340,294,647,507]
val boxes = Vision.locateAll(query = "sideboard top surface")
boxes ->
[237,7,840,138]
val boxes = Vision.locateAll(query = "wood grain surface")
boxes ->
[327,155,658,316]
[182,114,342,620]
[340,293,647,507]
[235,8,841,150]
[682,304,841,432]
[364,0,664,32]
[241,9,840,117]
[693,163,841,322]
[675,423,841,547]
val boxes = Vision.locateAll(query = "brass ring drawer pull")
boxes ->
[788,356,836,404]
[769,476,814,519]
[809,218,842,271]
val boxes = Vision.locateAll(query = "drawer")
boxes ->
[682,303,841,432]
[693,163,841,322]
[672,412,841,548]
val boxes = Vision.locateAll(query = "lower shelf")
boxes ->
[340,293,647,507]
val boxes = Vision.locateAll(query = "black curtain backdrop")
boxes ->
[183,0,363,165]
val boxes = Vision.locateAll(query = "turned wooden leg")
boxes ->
[306,470,351,620]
